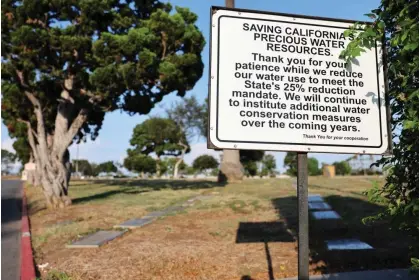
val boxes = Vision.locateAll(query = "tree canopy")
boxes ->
[72,159,95,176]
[307,157,321,176]
[128,118,189,158]
[193,155,218,174]
[124,153,156,176]
[333,161,352,175]
[95,161,117,174]
[127,117,189,177]
[1,149,16,174]
[240,150,264,177]
[284,152,297,176]
[166,96,206,177]
[261,154,276,176]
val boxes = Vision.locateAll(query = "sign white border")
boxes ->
[208,7,390,155]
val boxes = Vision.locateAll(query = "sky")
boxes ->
[1,0,381,172]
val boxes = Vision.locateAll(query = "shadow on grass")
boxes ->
[75,179,224,190]
[236,221,294,280]
[72,189,150,204]
[71,179,225,205]
[271,195,412,274]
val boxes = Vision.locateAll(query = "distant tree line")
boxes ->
[283,152,383,176]
[72,160,117,177]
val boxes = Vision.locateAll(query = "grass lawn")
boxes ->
[26,176,413,280]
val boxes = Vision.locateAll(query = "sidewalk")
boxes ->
[283,269,416,280]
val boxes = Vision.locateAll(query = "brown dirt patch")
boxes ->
[34,208,305,280]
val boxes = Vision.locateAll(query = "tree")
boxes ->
[162,157,186,176]
[127,118,189,176]
[243,161,258,177]
[1,149,16,174]
[95,161,117,175]
[124,153,156,178]
[341,0,419,269]
[261,154,277,177]
[192,155,218,175]
[240,150,264,177]
[166,96,206,178]
[307,157,321,176]
[284,152,297,176]
[72,159,93,176]
[333,161,352,175]
[1,1,204,208]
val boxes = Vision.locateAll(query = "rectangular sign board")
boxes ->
[208,7,390,154]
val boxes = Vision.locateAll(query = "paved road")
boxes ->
[2,180,22,280]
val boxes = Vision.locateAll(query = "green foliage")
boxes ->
[412,258,419,274]
[166,95,207,139]
[161,157,186,175]
[284,152,297,176]
[1,0,205,171]
[261,154,276,176]
[1,149,16,174]
[72,159,95,176]
[128,118,189,157]
[12,137,30,164]
[341,0,419,269]
[192,155,218,174]
[333,161,352,175]
[43,270,72,280]
[240,150,264,177]
[308,157,321,176]
[95,161,117,174]
[124,154,156,175]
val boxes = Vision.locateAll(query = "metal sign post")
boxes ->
[297,152,309,280]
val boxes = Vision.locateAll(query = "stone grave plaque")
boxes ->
[115,217,155,229]
[66,230,125,248]
[308,194,324,202]
[308,202,332,210]
[144,210,171,218]
[311,211,341,220]
[326,239,373,250]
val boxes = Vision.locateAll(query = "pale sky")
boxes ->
[1,0,381,172]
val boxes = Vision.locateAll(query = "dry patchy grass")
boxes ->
[27,176,410,280]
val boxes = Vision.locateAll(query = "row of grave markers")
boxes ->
[293,179,373,251]
[66,194,212,248]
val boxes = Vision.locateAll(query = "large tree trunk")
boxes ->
[19,74,88,209]
[218,150,243,183]
[174,141,188,179]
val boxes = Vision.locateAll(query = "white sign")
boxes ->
[208,7,389,154]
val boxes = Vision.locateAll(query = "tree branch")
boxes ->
[63,108,88,148]
[80,89,103,104]
[161,31,168,59]
[17,118,39,141]
[18,119,40,161]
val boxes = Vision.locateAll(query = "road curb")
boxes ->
[20,186,36,280]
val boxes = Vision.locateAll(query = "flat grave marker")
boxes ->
[114,217,155,229]
[326,239,373,250]
[311,210,341,220]
[308,202,332,210]
[66,230,126,248]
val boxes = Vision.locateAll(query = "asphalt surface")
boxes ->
[2,180,22,280]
